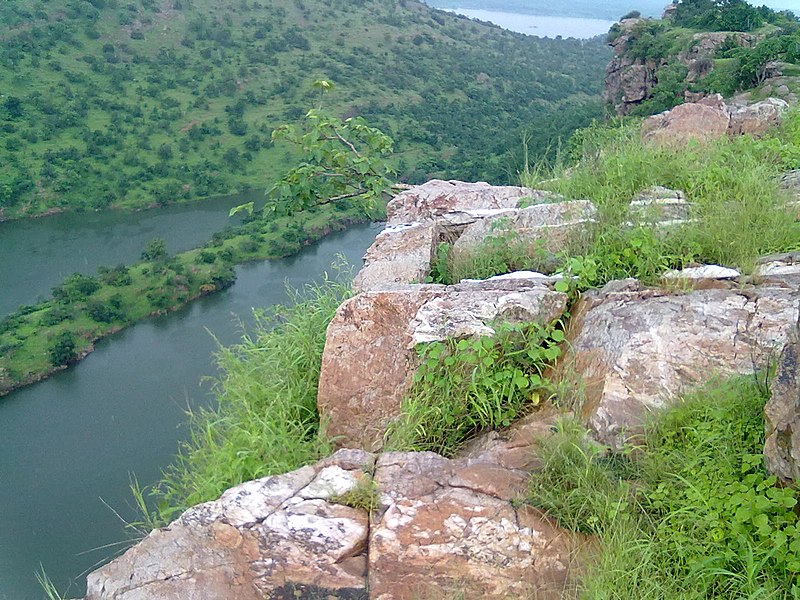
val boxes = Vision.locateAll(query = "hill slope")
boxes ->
[0,0,609,219]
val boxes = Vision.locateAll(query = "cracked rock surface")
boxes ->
[569,277,800,448]
[85,450,574,600]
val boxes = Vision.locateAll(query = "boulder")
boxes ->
[765,323,800,484]
[369,452,575,600]
[728,98,788,136]
[642,98,730,145]
[85,449,375,600]
[568,279,799,448]
[386,180,540,226]
[353,223,438,293]
[629,186,690,222]
[85,449,577,600]
[317,280,568,451]
[451,200,596,266]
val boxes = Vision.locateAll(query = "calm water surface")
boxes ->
[441,8,616,38]
[0,212,379,600]
[0,193,256,317]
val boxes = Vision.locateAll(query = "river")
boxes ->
[435,6,616,38]
[0,194,259,318]
[0,201,379,600]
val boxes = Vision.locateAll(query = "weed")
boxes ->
[330,474,379,515]
[385,321,565,456]
[526,377,800,599]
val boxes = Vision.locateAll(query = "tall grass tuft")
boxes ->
[151,274,351,523]
[518,117,800,284]
[527,377,800,599]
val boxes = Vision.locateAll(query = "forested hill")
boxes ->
[0,0,609,219]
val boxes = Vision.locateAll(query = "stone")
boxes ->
[317,281,567,450]
[728,98,788,137]
[568,280,800,448]
[353,223,438,293]
[756,253,800,287]
[85,450,374,600]
[663,265,742,281]
[765,323,800,483]
[642,100,731,145]
[369,453,575,600]
[629,186,690,222]
[317,287,441,451]
[451,200,596,264]
[386,180,540,226]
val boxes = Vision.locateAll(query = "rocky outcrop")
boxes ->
[86,449,375,600]
[87,449,576,600]
[569,266,800,448]
[370,452,574,600]
[604,17,757,115]
[604,19,661,115]
[642,95,788,145]
[765,322,800,484]
[317,277,568,451]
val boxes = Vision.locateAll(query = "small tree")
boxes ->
[141,238,168,262]
[232,81,395,218]
[49,332,77,366]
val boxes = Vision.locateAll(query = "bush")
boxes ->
[48,331,77,366]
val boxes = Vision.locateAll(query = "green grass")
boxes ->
[426,115,800,288]
[151,274,351,522]
[527,377,800,599]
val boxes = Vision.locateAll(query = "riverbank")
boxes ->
[0,202,372,397]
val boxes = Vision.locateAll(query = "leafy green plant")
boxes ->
[385,321,565,456]
[527,376,800,599]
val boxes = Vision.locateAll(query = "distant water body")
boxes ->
[443,8,616,38]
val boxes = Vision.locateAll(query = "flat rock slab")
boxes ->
[370,453,574,600]
[86,449,576,600]
[568,279,799,448]
[386,180,542,226]
[85,450,375,600]
[317,281,567,451]
[452,200,596,260]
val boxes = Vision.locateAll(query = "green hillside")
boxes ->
[0,0,610,219]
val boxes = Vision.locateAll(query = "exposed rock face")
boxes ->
[386,179,539,226]
[604,19,662,115]
[642,96,731,144]
[569,277,800,448]
[765,323,800,484]
[86,450,576,600]
[85,449,375,600]
[369,452,574,600]
[317,279,568,451]
[353,223,438,293]
[728,97,789,136]
[642,96,788,144]
[604,18,756,115]
[452,200,596,264]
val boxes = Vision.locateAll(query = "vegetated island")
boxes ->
[0,200,371,397]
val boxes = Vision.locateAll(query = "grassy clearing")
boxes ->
[527,377,800,599]
[149,275,351,523]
